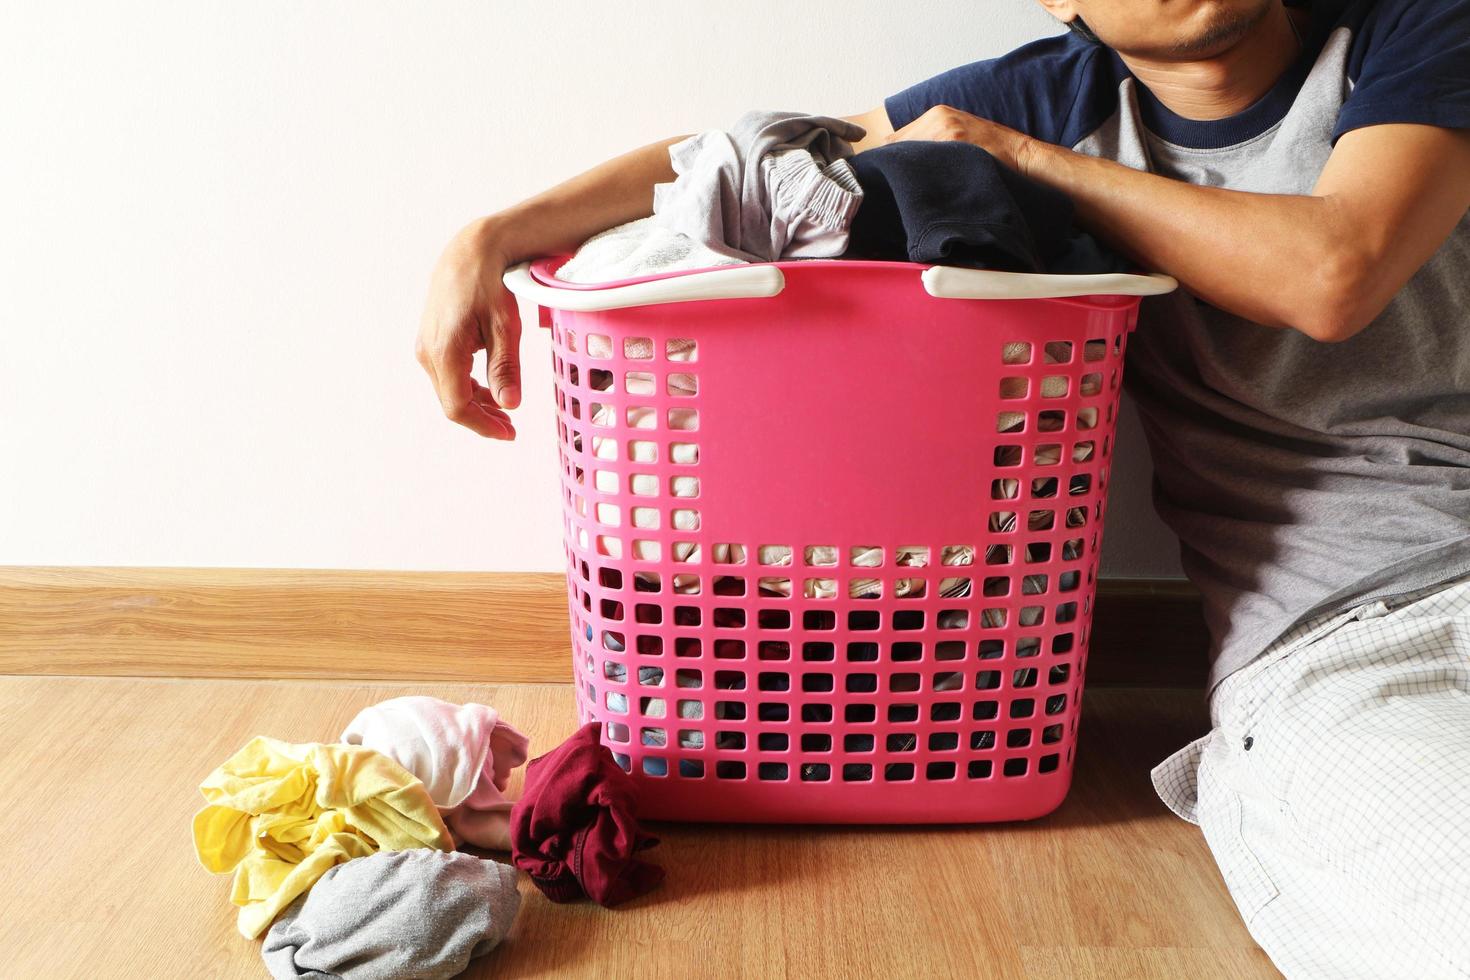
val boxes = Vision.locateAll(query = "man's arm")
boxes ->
[1024,123,1470,341]
[847,106,895,152]
[418,109,886,438]
[890,107,1470,342]
[416,135,688,438]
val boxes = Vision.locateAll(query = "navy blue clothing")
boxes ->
[843,141,1126,273]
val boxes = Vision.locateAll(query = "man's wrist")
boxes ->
[464,214,515,268]
[1013,133,1049,182]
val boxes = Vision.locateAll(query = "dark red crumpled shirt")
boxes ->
[510,722,665,907]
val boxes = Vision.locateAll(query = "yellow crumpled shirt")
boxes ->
[192,736,454,939]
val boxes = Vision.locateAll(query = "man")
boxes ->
[416,1,1470,975]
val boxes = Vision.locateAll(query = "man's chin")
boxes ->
[1165,0,1274,59]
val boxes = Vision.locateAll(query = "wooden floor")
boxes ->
[0,675,1280,979]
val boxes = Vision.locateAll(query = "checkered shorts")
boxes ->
[1152,571,1470,979]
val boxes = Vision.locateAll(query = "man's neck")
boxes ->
[1119,6,1306,120]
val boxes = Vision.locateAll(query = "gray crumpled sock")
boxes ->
[261,850,520,980]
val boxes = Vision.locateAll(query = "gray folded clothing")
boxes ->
[652,109,866,262]
[262,850,521,980]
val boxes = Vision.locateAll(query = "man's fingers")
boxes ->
[428,343,510,439]
[464,382,523,440]
[468,381,517,439]
[487,338,522,411]
[445,378,517,440]
[482,296,523,410]
[456,405,515,440]
[886,106,971,145]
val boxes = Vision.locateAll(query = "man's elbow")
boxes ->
[1286,244,1382,343]
[1291,301,1375,345]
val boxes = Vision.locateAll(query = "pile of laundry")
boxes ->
[557,109,1126,284]
[192,698,662,979]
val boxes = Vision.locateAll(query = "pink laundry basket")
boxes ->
[504,256,1175,824]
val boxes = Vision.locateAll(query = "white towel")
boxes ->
[556,216,745,284]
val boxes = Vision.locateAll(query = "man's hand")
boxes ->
[884,104,1037,175]
[415,218,521,440]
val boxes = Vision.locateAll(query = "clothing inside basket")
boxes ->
[556,109,1122,284]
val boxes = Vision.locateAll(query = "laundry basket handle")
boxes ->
[922,266,1178,300]
[502,260,1176,318]
[502,262,786,314]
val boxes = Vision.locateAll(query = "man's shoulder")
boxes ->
[884,32,1123,146]
[939,31,1111,98]
[1332,0,1470,141]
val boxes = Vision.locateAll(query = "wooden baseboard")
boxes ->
[0,567,1208,688]
[0,567,571,684]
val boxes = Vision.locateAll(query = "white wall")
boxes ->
[0,1,1183,578]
